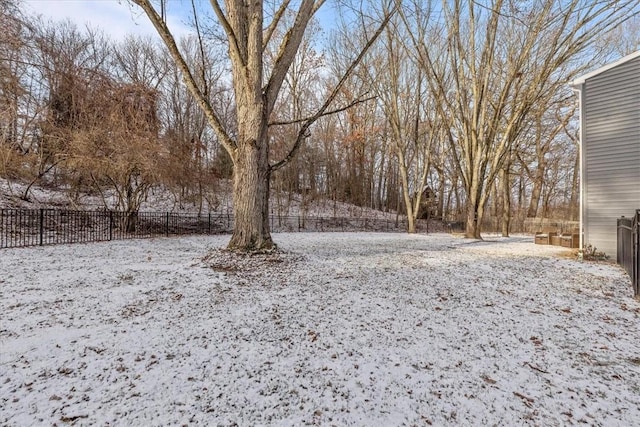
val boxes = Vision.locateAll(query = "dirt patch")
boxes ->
[201,248,304,272]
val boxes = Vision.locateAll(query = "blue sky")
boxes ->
[23,0,340,41]
[24,0,192,40]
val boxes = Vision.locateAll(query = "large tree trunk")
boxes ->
[228,145,274,250]
[228,107,274,251]
[465,205,481,239]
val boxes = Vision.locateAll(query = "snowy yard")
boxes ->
[1,233,639,426]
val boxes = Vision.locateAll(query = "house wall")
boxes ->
[583,56,640,258]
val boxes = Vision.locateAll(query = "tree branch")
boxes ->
[268,95,375,126]
[270,6,396,172]
[209,0,246,68]
[131,0,236,155]
[191,0,209,99]
[263,0,292,50]
[264,0,319,116]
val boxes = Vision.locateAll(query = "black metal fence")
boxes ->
[617,210,639,298]
[0,208,429,249]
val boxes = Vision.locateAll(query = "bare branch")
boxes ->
[264,0,318,115]
[268,95,375,126]
[131,0,236,155]
[191,0,209,99]
[270,6,397,172]
[209,0,246,68]
[263,0,292,50]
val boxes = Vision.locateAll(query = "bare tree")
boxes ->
[268,15,324,220]
[0,0,30,179]
[403,0,639,238]
[0,3,60,195]
[130,0,393,251]
[360,16,438,232]
[0,0,24,154]
[154,35,229,214]
[60,77,161,226]
[595,14,640,58]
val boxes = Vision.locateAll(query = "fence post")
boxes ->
[208,213,211,234]
[109,211,113,241]
[39,208,44,246]
[166,212,170,237]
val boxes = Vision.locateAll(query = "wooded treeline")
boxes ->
[1,0,638,237]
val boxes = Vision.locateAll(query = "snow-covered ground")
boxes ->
[0,177,398,220]
[1,233,639,426]
[0,177,225,212]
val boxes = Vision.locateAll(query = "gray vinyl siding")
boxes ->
[583,56,640,258]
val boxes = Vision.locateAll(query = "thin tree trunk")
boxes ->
[501,167,511,237]
[399,164,416,233]
[465,178,483,239]
[527,159,545,218]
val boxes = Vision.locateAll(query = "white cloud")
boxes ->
[24,0,192,41]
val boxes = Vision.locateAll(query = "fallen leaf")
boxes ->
[513,391,535,407]
[524,362,549,374]
[481,374,497,384]
[530,336,543,346]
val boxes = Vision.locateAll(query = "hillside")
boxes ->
[0,177,406,221]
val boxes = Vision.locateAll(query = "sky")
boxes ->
[23,0,341,42]
[24,0,192,40]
